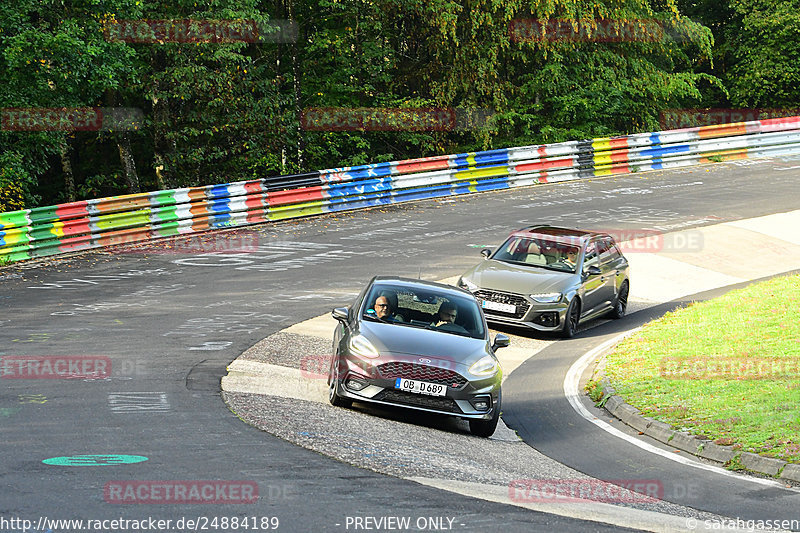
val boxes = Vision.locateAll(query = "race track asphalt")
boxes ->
[2,156,799,532]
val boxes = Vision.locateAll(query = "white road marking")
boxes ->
[563,332,798,491]
[108,392,170,412]
[408,477,696,533]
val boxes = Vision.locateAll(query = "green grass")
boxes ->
[600,274,800,466]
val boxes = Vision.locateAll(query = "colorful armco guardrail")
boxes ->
[2,115,800,263]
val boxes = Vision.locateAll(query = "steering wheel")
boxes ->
[435,323,469,334]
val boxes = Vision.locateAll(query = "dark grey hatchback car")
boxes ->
[328,277,510,437]
[457,225,630,338]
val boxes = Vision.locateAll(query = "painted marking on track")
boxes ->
[50,299,158,316]
[188,341,233,351]
[43,454,148,466]
[108,392,170,412]
[163,312,288,337]
[28,269,181,290]
[18,394,47,404]
[775,165,800,171]
[12,333,50,343]
[563,332,800,491]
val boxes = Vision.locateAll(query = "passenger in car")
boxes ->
[431,301,458,327]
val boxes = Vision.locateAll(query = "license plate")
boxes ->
[482,299,516,314]
[395,378,446,397]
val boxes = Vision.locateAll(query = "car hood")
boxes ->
[357,320,491,367]
[463,260,574,294]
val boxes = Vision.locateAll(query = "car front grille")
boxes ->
[373,389,461,413]
[376,362,468,388]
[474,290,530,319]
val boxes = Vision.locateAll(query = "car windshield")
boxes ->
[492,235,582,273]
[362,284,485,339]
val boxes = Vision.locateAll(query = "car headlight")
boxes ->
[348,335,380,358]
[458,277,478,292]
[469,355,498,376]
[530,292,562,303]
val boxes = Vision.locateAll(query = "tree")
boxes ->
[678,0,800,109]
[727,0,800,107]
[0,0,138,203]
[1,0,727,209]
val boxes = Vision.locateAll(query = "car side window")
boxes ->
[600,237,621,263]
[596,239,611,265]
[583,242,599,268]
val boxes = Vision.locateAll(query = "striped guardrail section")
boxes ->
[2,115,800,263]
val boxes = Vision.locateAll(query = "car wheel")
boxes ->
[328,371,352,408]
[469,390,501,438]
[609,280,629,319]
[561,298,580,338]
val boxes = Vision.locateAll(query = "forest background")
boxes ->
[1,0,798,211]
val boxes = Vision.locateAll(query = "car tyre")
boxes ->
[328,372,352,408]
[469,390,501,438]
[561,298,580,338]
[609,280,629,319]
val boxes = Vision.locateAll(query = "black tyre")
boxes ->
[328,373,352,408]
[609,280,629,319]
[469,390,501,438]
[561,298,580,338]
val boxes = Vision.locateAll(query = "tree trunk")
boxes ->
[117,131,141,194]
[152,93,168,190]
[287,0,304,170]
[151,50,169,190]
[105,88,142,194]
[153,152,166,190]
[59,140,76,202]
[277,0,285,174]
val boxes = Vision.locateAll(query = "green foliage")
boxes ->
[678,0,800,108]
[727,0,800,106]
[0,181,26,213]
[4,0,782,207]
[584,378,605,403]
[603,274,800,464]
[398,0,719,145]
[0,151,35,211]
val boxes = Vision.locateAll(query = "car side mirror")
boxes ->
[492,333,510,350]
[583,265,602,279]
[481,248,492,259]
[332,307,349,322]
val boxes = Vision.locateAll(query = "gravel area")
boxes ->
[223,390,725,522]
[239,331,330,368]
[222,297,741,524]
[222,314,733,525]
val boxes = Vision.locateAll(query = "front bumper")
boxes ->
[473,288,568,332]
[335,357,501,420]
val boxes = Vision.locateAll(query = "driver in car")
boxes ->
[555,248,579,269]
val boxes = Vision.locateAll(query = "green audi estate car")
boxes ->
[457,225,630,338]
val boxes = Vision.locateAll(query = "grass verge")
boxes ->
[597,274,800,465]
